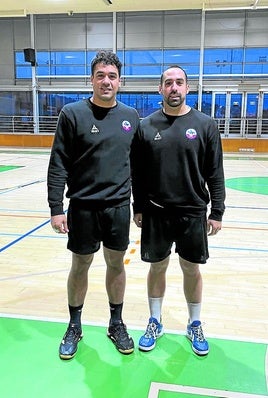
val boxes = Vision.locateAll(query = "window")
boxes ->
[15,47,268,79]
[203,48,243,76]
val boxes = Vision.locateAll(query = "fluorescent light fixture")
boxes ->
[0,9,26,17]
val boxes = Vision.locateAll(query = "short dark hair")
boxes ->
[91,50,122,77]
[160,65,188,85]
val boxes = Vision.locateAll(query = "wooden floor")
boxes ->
[0,148,267,343]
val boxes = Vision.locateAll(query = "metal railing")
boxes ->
[0,115,58,134]
[215,117,268,137]
[0,115,267,137]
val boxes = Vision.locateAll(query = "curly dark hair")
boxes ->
[91,50,122,77]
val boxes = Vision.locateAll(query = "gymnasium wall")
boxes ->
[0,134,267,152]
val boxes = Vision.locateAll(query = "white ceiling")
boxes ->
[0,0,268,17]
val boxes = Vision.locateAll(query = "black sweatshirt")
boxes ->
[47,98,140,216]
[131,107,225,221]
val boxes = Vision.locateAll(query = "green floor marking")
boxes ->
[0,165,23,172]
[225,177,268,195]
[0,317,267,398]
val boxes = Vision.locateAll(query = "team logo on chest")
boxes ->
[122,120,132,132]
[185,128,197,140]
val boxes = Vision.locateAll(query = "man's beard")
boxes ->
[166,95,184,107]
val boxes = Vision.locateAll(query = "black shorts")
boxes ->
[67,202,130,255]
[141,203,209,264]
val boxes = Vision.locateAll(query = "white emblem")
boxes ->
[91,124,99,134]
[154,132,162,140]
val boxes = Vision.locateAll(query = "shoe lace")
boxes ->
[144,322,158,339]
[191,324,205,342]
[64,326,81,343]
[112,322,129,340]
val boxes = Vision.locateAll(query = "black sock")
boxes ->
[69,304,83,328]
[109,302,123,324]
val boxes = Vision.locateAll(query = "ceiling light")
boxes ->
[0,9,26,17]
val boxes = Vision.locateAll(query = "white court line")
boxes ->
[0,313,268,344]
[148,382,268,398]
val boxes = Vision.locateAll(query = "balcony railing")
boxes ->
[214,117,268,137]
[0,116,58,134]
[0,115,267,137]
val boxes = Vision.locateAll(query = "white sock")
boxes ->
[187,302,201,324]
[148,297,163,323]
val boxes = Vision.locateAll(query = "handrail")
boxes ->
[0,115,267,137]
[0,115,58,134]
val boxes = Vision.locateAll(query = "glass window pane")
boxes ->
[15,51,26,65]
[16,66,32,78]
[36,51,50,64]
[54,66,85,75]
[246,93,258,118]
[164,49,200,65]
[244,63,268,74]
[124,64,162,76]
[204,48,243,75]
[230,94,242,118]
[125,50,162,64]
[245,48,267,62]
[186,92,198,108]
[263,93,268,118]
[215,94,226,118]
[201,92,212,115]
[54,51,85,64]
[118,92,162,118]
[0,91,32,115]
[36,66,50,76]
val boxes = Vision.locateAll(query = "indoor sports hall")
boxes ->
[0,1,268,398]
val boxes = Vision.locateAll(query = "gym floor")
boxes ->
[0,148,267,397]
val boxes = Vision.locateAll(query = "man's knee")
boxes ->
[150,257,170,274]
[72,253,94,270]
[179,256,200,275]
[103,247,125,268]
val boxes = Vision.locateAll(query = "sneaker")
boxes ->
[59,324,83,360]
[107,321,134,355]
[186,320,209,356]
[139,317,164,352]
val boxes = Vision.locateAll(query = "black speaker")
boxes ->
[23,48,36,66]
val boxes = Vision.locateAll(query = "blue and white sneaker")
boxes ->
[139,317,164,351]
[186,320,209,356]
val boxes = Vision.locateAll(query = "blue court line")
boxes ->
[210,245,268,253]
[0,233,66,240]
[0,179,45,195]
[0,268,68,282]
[1,230,267,253]
[0,219,51,253]
[225,220,268,225]
[226,205,268,210]
[0,209,69,253]
[0,207,49,213]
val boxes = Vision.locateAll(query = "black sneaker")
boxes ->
[59,324,83,360]
[107,321,134,354]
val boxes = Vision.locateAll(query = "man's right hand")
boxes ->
[51,214,69,234]
[133,213,142,228]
